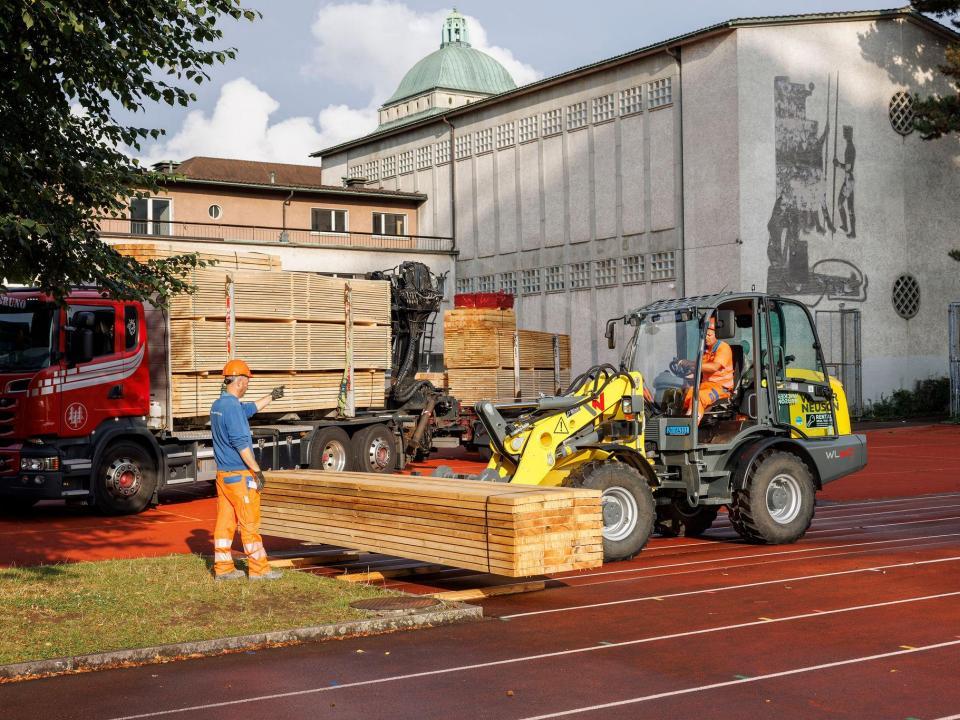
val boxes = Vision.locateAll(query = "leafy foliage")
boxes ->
[866,377,950,420]
[911,1,960,139]
[0,1,258,304]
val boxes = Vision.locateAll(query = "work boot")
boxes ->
[249,570,283,581]
[214,569,246,582]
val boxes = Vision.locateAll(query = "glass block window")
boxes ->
[475,128,494,154]
[889,91,915,136]
[435,139,451,164]
[648,78,673,109]
[363,160,380,181]
[521,268,541,295]
[594,258,618,287]
[569,262,591,290]
[622,255,644,284]
[496,121,515,148]
[619,86,644,116]
[542,108,562,136]
[347,164,361,179]
[397,150,414,175]
[382,155,396,178]
[592,94,615,123]
[454,133,472,159]
[567,102,587,131]
[545,265,565,292]
[518,115,539,143]
[650,251,676,280]
[416,145,433,170]
[499,271,517,296]
[455,277,473,294]
[476,274,495,293]
[892,274,920,319]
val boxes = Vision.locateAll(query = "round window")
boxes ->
[208,204,222,220]
[889,91,915,136]
[892,274,920,319]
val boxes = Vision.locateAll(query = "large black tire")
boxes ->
[94,441,158,515]
[351,424,397,474]
[656,500,719,537]
[569,461,655,562]
[729,450,816,544]
[309,427,353,472]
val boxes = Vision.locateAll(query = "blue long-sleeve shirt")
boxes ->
[210,392,258,472]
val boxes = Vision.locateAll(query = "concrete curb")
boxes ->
[0,603,482,682]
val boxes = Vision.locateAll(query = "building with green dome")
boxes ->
[377,10,516,131]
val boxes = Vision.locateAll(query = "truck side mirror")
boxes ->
[605,319,617,349]
[66,312,95,365]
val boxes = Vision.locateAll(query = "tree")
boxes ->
[0,1,257,304]
[912,1,960,139]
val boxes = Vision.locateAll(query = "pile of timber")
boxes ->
[111,242,282,271]
[259,470,603,577]
[443,308,571,406]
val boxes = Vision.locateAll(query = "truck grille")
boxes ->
[0,396,17,437]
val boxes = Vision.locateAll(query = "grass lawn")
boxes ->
[0,554,398,666]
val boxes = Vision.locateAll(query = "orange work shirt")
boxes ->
[703,340,734,391]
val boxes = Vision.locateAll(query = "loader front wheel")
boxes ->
[571,462,655,562]
[729,450,815,544]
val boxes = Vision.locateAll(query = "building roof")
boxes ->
[314,6,957,158]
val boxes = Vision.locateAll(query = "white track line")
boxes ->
[809,502,960,522]
[102,591,960,720]
[816,493,960,510]
[930,714,960,720]
[502,554,960,619]
[807,514,960,535]
[515,639,960,720]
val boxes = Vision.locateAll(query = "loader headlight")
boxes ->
[621,396,633,414]
[21,457,59,472]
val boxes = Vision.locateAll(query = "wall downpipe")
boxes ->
[666,45,686,296]
[281,189,294,242]
[442,116,457,250]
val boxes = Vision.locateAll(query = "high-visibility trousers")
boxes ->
[683,381,731,425]
[213,470,271,578]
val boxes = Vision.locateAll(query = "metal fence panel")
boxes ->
[950,303,960,417]
[816,308,863,418]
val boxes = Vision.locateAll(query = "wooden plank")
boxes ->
[428,581,546,601]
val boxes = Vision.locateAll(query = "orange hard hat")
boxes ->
[222,359,252,377]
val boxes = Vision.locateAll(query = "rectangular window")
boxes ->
[454,133,472,159]
[124,305,139,351]
[545,265,565,293]
[416,145,433,170]
[648,78,673,109]
[364,159,380,181]
[650,251,676,280]
[521,268,541,295]
[496,121,515,148]
[372,212,406,236]
[67,305,116,358]
[518,115,538,143]
[475,128,494,154]
[594,258,618,287]
[397,151,414,175]
[476,274,495,293]
[569,262,591,290]
[130,197,172,236]
[435,139,451,164]
[499,271,517,296]
[592,93,615,123]
[619,86,644,116]
[566,101,587,131]
[347,164,361,179]
[622,255,644,284]
[455,277,473,294]
[542,108,562,137]
[382,155,397,178]
[311,208,347,233]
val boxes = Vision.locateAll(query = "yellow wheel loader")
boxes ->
[472,293,867,562]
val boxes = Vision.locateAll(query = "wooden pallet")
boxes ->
[259,471,603,577]
[112,242,282,271]
[446,369,571,407]
[444,329,571,370]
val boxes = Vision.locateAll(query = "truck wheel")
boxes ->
[94,441,158,515]
[729,450,815,544]
[352,424,397,474]
[569,461,655,562]
[309,427,353,472]
[656,500,719,537]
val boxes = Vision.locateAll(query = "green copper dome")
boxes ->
[384,11,516,105]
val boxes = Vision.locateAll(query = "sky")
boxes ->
[130,0,924,167]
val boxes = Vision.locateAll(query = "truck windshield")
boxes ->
[0,301,56,373]
[621,310,702,406]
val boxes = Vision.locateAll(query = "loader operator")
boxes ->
[210,359,286,581]
[679,317,734,425]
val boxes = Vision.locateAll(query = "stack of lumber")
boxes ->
[443,308,571,406]
[259,470,603,577]
[112,242,281,271]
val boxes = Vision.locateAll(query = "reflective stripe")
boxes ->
[215,539,232,549]
[223,474,243,484]
[250,549,267,560]
[215,552,233,562]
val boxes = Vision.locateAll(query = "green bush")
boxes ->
[865,377,950,420]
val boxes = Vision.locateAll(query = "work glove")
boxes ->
[254,470,267,492]
[271,385,286,400]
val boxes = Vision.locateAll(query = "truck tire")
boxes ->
[656,500,719,537]
[309,427,353,472]
[352,424,397,474]
[729,450,815,544]
[94,441,158,515]
[569,461,655,562]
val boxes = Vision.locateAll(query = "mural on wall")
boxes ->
[766,74,866,305]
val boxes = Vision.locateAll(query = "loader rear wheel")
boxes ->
[656,500,719,537]
[569,461,655,562]
[729,450,815,544]
[309,427,353,472]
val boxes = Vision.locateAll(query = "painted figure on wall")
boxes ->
[766,75,866,305]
